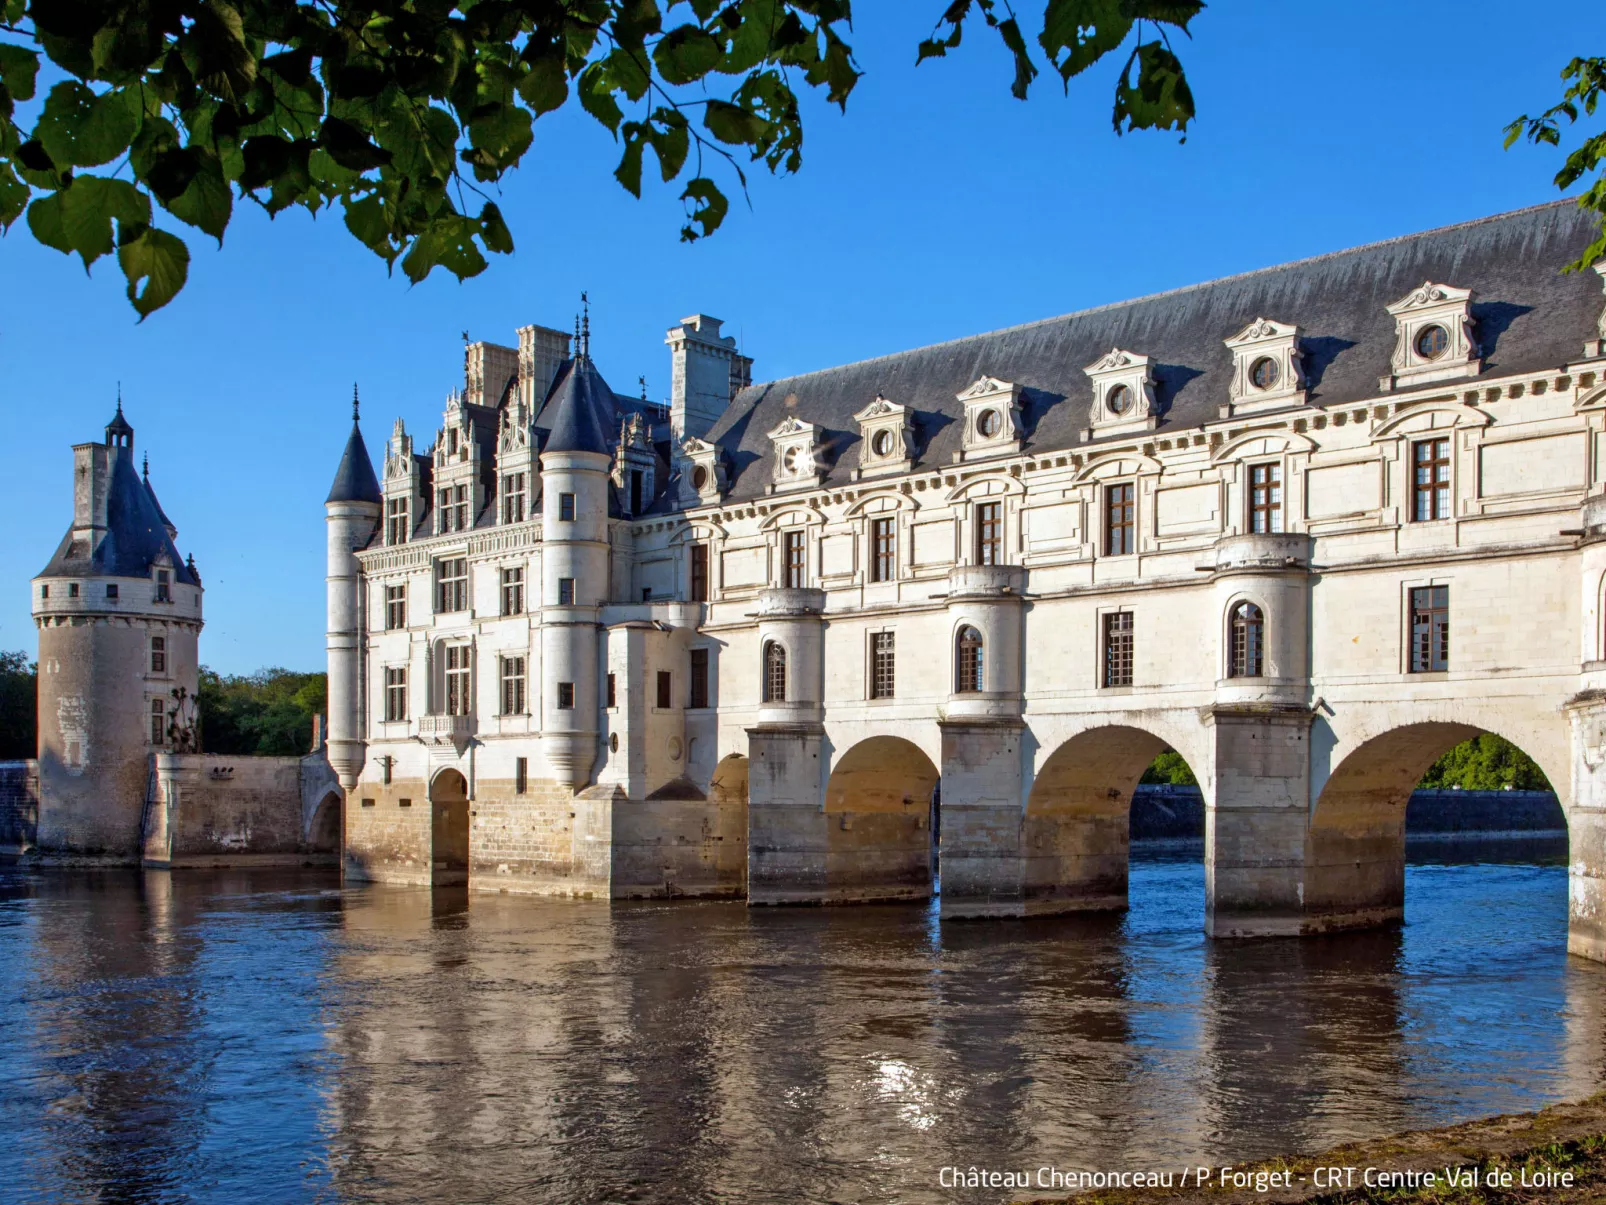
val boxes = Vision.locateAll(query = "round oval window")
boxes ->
[977,409,1001,438]
[1106,384,1133,416]
[1415,324,1449,360]
[692,465,708,490]
[1250,356,1280,390]
[783,447,799,472]
[609,732,619,753]
[669,737,683,762]
[872,429,894,457]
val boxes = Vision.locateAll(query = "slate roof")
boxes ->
[704,200,1605,502]
[143,459,175,534]
[536,355,618,455]
[326,417,382,505]
[37,448,197,584]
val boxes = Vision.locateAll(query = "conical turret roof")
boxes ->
[537,354,616,455]
[143,454,176,537]
[327,390,382,504]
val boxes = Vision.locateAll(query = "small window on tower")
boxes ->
[607,673,617,708]
[558,578,575,606]
[155,569,171,603]
[106,584,118,600]
[689,648,709,709]
[150,636,166,674]
[40,585,47,600]
[150,698,166,745]
[559,493,576,522]
[67,583,79,598]
[557,682,575,710]
[656,671,672,710]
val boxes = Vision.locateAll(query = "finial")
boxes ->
[581,290,590,357]
[352,383,360,422]
[142,452,149,482]
[639,374,647,401]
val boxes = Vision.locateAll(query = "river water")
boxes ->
[0,843,1599,1205]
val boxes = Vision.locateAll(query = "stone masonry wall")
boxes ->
[0,760,39,851]
[169,755,317,863]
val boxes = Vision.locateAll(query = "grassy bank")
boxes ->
[1017,1093,1606,1205]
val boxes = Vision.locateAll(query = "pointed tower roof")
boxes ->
[326,386,382,504]
[537,354,617,455]
[143,453,177,539]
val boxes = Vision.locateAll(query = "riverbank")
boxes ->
[1018,1093,1606,1205]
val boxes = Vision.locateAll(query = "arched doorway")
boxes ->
[1307,722,1565,934]
[430,769,470,887]
[823,736,940,903]
[1025,726,1200,913]
[307,791,342,856]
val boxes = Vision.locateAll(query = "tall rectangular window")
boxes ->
[155,569,171,603]
[557,577,575,606]
[871,631,896,700]
[435,558,468,613]
[976,501,1002,566]
[515,757,528,794]
[557,682,575,710]
[500,566,524,616]
[1410,585,1449,672]
[1249,463,1283,534]
[656,670,672,710]
[559,492,576,522]
[437,485,469,533]
[384,667,408,722]
[1105,484,1135,556]
[606,673,617,708]
[150,636,166,674]
[385,584,406,631]
[783,531,805,588]
[386,496,410,545]
[445,645,472,716]
[689,648,709,709]
[630,470,643,515]
[501,473,526,524]
[871,517,897,583]
[150,698,165,745]
[1412,438,1451,521]
[690,543,709,602]
[1103,611,1134,687]
[453,484,469,532]
[500,656,526,715]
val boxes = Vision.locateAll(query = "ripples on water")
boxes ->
[0,841,1598,1205]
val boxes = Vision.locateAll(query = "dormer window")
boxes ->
[155,570,171,603]
[955,377,1023,461]
[386,497,410,545]
[1381,282,1480,391]
[448,429,460,456]
[680,437,726,505]
[768,416,824,491]
[1223,319,1305,416]
[1082,351,1158,437]
[501,473,526,524]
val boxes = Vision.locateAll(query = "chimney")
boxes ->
[518,324,573,409]
[667,314,749,441]
[464,340,521,408]
[70,442,110,554]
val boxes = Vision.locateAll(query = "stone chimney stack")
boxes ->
[667,314,750,441]
[70,442,111,555]
[518,324,573,409]
[464,340,520,408]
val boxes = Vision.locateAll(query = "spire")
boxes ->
[326,388,381,505]
[142,452,149,483]
[353,383,360,422]
[105,391,134,450]
[581,290,590,358]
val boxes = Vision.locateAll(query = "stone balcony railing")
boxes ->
[419,714,474,748]
[1209,532,1314,574]
[945,563,1027,600]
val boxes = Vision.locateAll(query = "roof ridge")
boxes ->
[741,198,1584,393]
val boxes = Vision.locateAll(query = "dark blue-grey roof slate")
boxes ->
[327,420,382,504]
[536,356,617,455]
[705,201,1604,502]
[38,452,197,583]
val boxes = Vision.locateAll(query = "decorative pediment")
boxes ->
[678,436,726,506]
[434,392,476,470]
[1222,317,1306,416]
[955,376,1022,462]
[497,397,533,454]
[853,394,914,478]
[767,415,824,491]
[385,418,414,480]
[1381,281,1480,391]
[1082,348,1157,438]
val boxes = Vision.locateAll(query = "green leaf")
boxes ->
[1113,41,1194,136]
[0,163,27,229]
[399,212,488,284]
[615,123,646,196]
[1039,0,1131,81]
[162,149,231,241]
[479,200,513,255]
[319,116,392,172]
[0,44,40,106]
[516,53,568,115]
[654,25,723,86]
[36,81,139,169]
[343,193,397,263]
[118,224,190,318]
[27,176,150,269]
[679,176,727,241]
[577,63,623,134]
[703,99,767,147]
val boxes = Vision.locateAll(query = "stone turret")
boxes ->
[325,389,382,790]
[538,338,614,789]
[31,400,204,855]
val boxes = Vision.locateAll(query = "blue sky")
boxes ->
[1,1,1599,674]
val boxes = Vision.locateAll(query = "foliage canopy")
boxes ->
[0,650,37,760]
[197,666,325,756]
[0,0,1201,315]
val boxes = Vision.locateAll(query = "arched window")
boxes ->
[956,625,984,693]
[762,641,787,703]
[1228,602,1264,678]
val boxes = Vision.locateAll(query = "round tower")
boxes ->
[539,346,614,789]
[31,401,204,856]
[325,390,382,790]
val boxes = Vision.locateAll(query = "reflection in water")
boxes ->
[0,850,1601,1205]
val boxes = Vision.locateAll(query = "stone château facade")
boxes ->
[328,201,1606,959]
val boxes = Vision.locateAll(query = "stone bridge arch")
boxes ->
[821,735,940,904]
[429,768,470,887]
